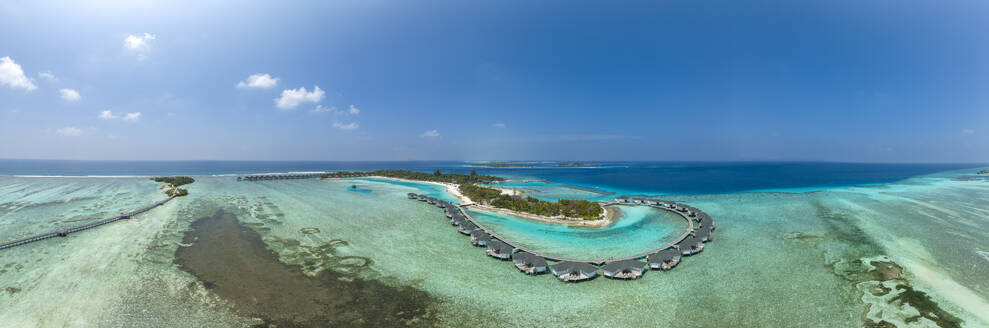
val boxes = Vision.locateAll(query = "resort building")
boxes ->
[614,197,629,203]
[451,215,467,226]
[512,251,549,275]
[601,259,647,279]
[486,240,515,260]
[693,225,713,242]
[470,230,492,246]
[647,248,682,271]
[550,261,599,282]
[458,221,478,235]
[678,237,705,255]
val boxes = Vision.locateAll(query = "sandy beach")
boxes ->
[329,176,619,228]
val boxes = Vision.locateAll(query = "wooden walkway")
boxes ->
[453,202,695,265]
[0,195,177,250]
[238,173,326,181]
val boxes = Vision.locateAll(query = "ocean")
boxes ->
[0,160,987,327]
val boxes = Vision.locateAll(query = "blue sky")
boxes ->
[1,1,987,162]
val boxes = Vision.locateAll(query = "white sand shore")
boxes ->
[328,176,617,228]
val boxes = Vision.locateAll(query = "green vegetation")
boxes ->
[152,176,194,197]
[321,169,504,184]
[165,188,189,197]
[459,184,603,220]
[151,176,195,187]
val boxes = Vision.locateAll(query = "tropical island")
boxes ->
[468,162,600,168]
[322,169,610,224]
[978,170,988,175]
[151,176,194,197]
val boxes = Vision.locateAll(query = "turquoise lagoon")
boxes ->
[466,206,685,259]
[0,167,988,327]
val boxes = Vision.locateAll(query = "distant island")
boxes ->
[151,176,194,197]
[468,163,534,168]
[468,162,600,168]
[979,170,989,175]
[322,169,606,222]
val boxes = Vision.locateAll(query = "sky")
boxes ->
[1,1,987,162]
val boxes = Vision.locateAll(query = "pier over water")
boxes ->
[408,193,716,282]
[0,196,177,250]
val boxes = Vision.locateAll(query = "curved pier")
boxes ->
[238,173,326,181]
[409,193,716,282]
[0,195,176,250]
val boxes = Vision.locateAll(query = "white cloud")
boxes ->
[236,73,279,89]
[37,71,56,81]
[493,123,506,128]
[0,56,38,91]
[122,112,141,122]
[961,128,975,135]
[124,33,156,60]
[275,85,324,109]
[99,110,140,122]
[59,88,81,102]
[55,127,83,137]
[311,105,335,113]
[312,104,361,115]
[99,110,118,119]
[420,129,440,137]
[333,121,359,130]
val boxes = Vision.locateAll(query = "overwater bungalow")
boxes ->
[458,221,478,235]
[444,208,454,218]
[698,214,715,230]
[486,240,515,260]
[470,229,492,246]
[647,248,682,271]
[614,197,629,203]
[550,261,598,282]
[512,252,549,275]
[693,225,713,242]
[451,215,467,226]
[678,237,705,255]
[407,193,417,199]
[601,259,647,279]
[632,198,643,204]
[417,195,427,201]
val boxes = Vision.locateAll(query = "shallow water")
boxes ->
[1,168,988,327]
[467,205,685,259]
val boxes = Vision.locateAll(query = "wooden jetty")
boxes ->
[0,196,177,251]
[238,173,326,181]
[409,192,715,282]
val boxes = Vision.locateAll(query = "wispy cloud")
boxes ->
[523,134,641,142]
[493,123,506,128]
[420,129,440,137]
[275,85,324,110]
[236,73,279,89]
[124,33,156,60]
[59,88,81,102]
[311,105,335,113]
[37,71,56,81]
[333,121,359,130]
[99,110,141,122]
[0,56,38,91]
[348,104,360,114]
[55,127,83,137]
[122,112,141,122]
[961,128,975,135]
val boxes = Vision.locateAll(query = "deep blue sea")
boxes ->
[0,159,981,195]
